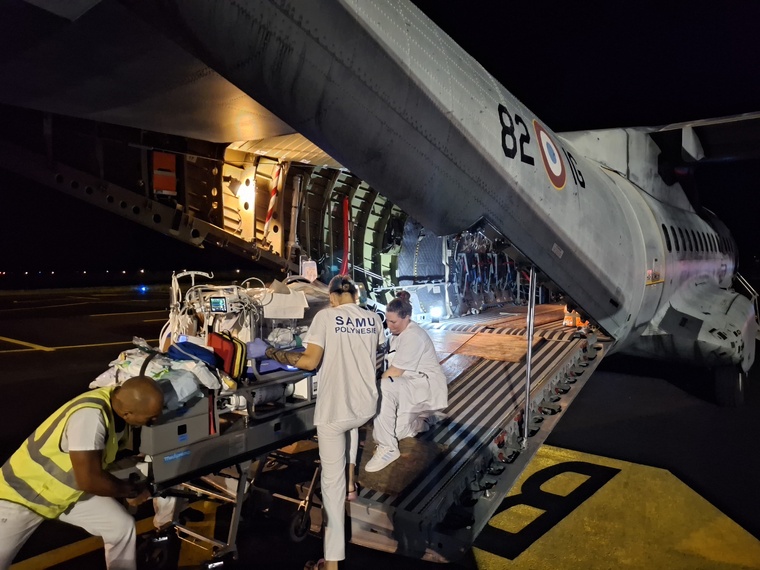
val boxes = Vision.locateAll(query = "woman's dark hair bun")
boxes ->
[328,274,358,295]
[387,290,413,318]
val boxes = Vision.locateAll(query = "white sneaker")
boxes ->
[365,445,401,472]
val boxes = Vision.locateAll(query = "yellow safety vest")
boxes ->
[0,387,120,518]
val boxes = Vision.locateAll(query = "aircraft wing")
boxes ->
[0,0,294,143]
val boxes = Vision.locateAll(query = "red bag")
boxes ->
[208,331,247,379]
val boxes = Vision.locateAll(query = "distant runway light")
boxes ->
[140,269,145,273]
[137,285,149,294]
[122,270,126,274]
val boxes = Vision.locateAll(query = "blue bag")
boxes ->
[167,341,219,368]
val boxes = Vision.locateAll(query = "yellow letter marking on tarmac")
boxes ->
[473,445,760,570]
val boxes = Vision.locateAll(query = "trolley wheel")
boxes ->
[288,509,311,542]
[136,531,179,570]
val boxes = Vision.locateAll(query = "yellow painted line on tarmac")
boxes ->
[90,310,168,317]
[473,445,760,570]
[52,339,160,350]
[10,516,155,570]
[0,339,160,353]
[0,302,91,313]
[177,500,223,567]
[0,336,54,351]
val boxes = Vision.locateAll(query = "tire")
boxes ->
[288,510,311,542]
[714,366,746,407]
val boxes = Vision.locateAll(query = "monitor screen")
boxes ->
[209,296,227,313]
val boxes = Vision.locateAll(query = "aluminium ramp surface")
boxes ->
[349,315,607,561]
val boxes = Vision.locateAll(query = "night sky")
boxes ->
[411,0,760,276]
[1,1,759,284]
[412,0,760,132]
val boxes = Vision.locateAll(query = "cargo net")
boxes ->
[396,218,446,285]
[375,220,555,320]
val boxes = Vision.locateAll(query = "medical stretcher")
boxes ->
[107,272,324,568]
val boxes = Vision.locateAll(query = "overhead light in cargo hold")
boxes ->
[227,169,255,195]
[235,177,256,211]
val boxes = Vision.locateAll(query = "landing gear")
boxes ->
[714,366,746,407]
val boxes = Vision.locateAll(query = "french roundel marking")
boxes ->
[533,121,566,190]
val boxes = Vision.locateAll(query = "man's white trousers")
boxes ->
[0,494,136,569]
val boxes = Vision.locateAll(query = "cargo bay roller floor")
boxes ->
[322,304,609,562]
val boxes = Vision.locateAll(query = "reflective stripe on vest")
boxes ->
[0,388,118,518]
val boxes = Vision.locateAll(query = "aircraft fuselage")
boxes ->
[163,0,755,372]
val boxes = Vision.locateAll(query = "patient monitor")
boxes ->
[209,296,228,313]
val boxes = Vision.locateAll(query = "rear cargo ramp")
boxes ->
[348,314,607,562]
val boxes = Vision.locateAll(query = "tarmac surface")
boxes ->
[1,286,758,569]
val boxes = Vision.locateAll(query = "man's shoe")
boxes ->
[365,446,401,472]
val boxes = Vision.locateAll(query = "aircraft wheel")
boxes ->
[714,366,746,407]
[288,509,311,542]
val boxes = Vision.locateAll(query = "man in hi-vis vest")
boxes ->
[0,375,163,570]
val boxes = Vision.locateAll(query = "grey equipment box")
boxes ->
[139,395,217,455]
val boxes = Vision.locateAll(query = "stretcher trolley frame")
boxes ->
[249,442,323,544]
[130,367,318,569]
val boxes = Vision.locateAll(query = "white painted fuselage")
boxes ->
[166,0,755,371]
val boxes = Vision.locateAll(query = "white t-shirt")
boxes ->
[61,408,124,453]
[61,408,108,452]
[387,321,448,410]
[303,303,384,425]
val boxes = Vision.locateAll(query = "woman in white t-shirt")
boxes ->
[265,275,384,570]
[365,291,448,473]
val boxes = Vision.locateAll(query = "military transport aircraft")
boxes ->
[0,0,758,564]
[1,0,756,398]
